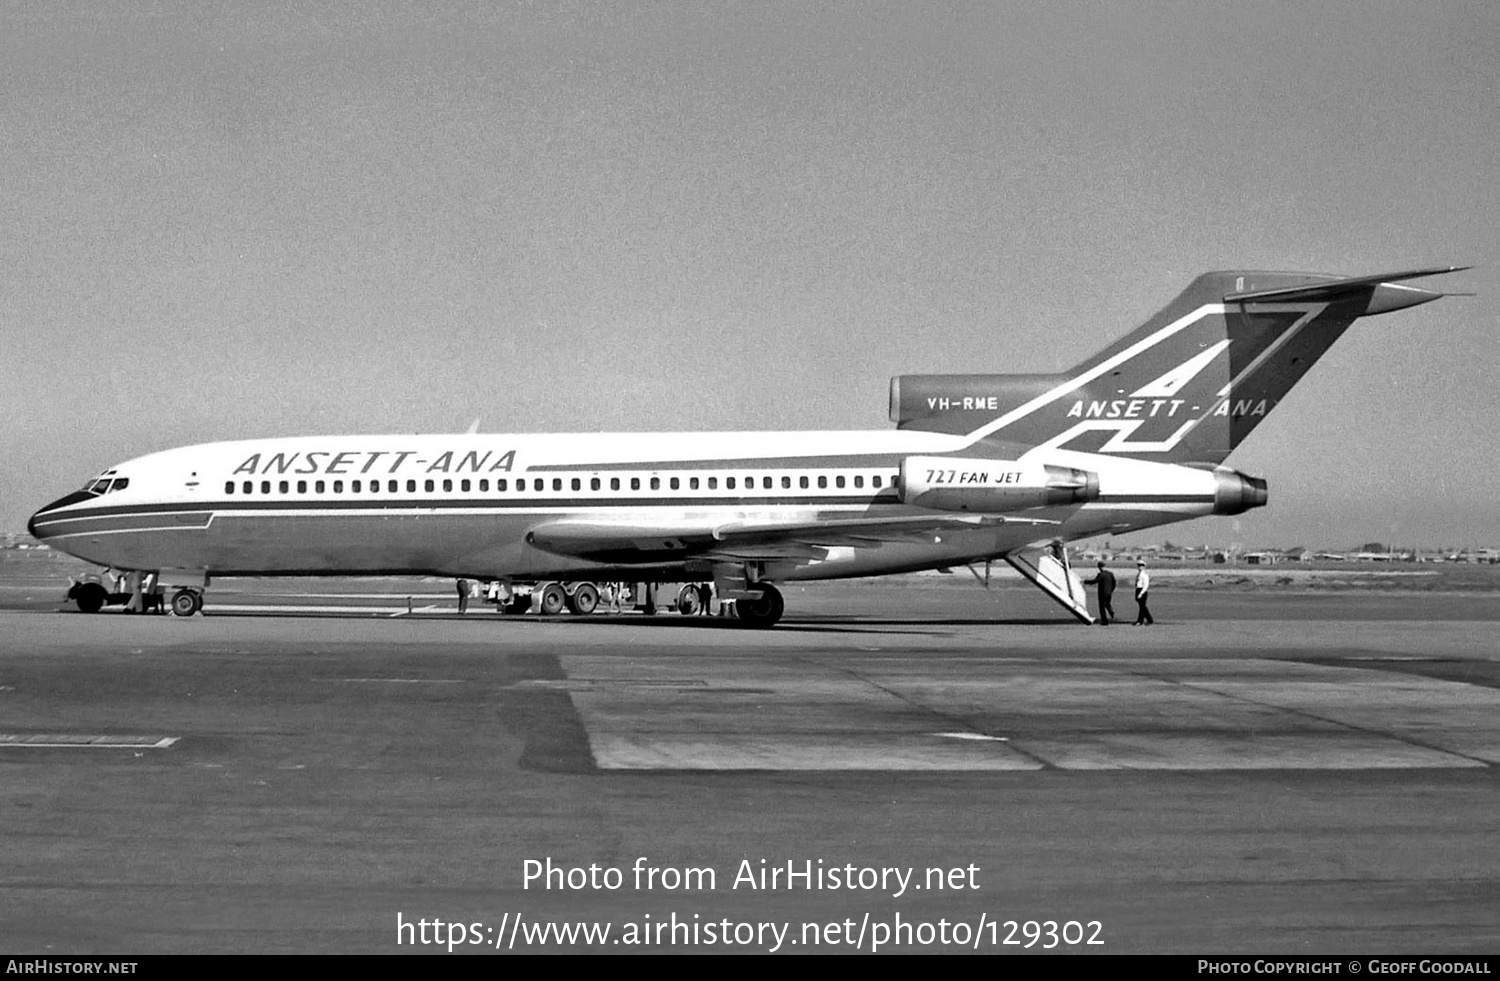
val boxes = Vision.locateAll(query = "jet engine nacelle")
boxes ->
[900,456,1100,511]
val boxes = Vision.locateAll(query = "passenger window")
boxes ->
[225,482,234,494]
[610,477,620,491]
[707,477,716,490]
[243,481,253,494]
[670,477,679,490]
[316,480,326,493]
[479,479,488,492]
[534,478,544,492]
[873,475,883,488]
[690,476,699,490]
[424,479,434,492]
[351,480,361,493]
[650,477,660,491]
[298,480,308,494]
[631,477,640,491]
[799,476,809,489]
[461,479,470,492]
[333,480,343,493]
[442,479,452,492]
[763,476,772,489]
[388,480,397,493]
[407,480,417,492]
[552,478,562,491]
[259,480,268,494]
[782,476,791,489]
[571,478,581,491]
[818,475,827,489]
[836,475,845,489]
[280,480,290,494]
[590,477,600,491]
[854,476,864,488]
[725,477,735,490]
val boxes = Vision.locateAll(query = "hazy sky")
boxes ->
[3,1,1496,547]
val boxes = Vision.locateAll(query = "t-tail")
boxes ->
[891,266,1469,466]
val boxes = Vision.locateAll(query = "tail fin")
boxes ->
[891,267,1467,465]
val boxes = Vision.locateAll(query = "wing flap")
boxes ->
[527,513,1057,562]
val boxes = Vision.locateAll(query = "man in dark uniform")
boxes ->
[456,578,469,614]
[1083,560,1117,625]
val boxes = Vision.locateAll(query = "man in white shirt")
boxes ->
[1133,560,1155,625]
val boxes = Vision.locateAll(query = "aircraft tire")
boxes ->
[675,584,702,616]
[75,583,107,614]
[735,583,784,628]
[539,584,567,616]
[567,583,599,615]
[171,589,202,617]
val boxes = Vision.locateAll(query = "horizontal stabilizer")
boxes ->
[1223,265,1470,303]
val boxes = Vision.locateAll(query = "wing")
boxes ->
[525,513,1057,564]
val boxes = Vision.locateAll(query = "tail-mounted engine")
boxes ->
[900,456,1099,512]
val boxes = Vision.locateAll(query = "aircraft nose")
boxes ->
[28,490,95,540]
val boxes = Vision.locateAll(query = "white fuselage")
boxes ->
[29,430,1223,582]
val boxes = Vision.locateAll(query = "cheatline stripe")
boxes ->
[32,494,1216,536]
[32,494,907,524]
[33,494,1217,533]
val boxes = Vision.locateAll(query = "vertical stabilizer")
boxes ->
[892,267,1465,465]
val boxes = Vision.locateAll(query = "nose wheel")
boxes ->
[171,589,203,617]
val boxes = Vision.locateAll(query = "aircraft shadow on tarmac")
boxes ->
[187,608,1073,634]
[442,612,1070,634]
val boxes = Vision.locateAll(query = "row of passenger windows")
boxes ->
[224,472,898,496]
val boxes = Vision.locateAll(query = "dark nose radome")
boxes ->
[28,490,97,540]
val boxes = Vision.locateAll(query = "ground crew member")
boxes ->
[1133,560,1154,625]
[456,578,469,614]
[1084,560,1116,625]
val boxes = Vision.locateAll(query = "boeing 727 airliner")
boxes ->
[29,266,1468,626]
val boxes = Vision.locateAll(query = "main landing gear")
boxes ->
[170,589,204,617]
[734,583,784,628]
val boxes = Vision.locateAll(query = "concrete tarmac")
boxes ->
[1,583,1498,953]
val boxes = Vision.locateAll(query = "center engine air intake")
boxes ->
[900,457,1100,512]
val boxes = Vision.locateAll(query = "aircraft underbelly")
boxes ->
[206,511,538,575]
[48,498,1210,580]
[32,509,214,571]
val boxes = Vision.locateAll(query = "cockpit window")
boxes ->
[82,476,129,495]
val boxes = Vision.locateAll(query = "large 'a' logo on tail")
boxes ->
[965,302,1327,455]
